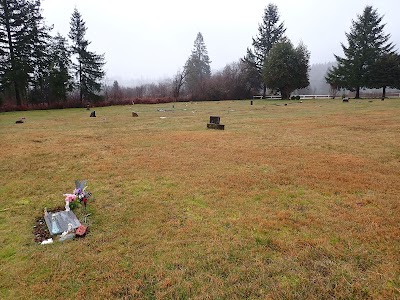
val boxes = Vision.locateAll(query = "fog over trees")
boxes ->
[0,1,399,110]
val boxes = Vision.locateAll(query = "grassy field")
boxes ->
[0,99,399,299]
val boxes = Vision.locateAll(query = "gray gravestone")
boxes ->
[44,211,81,235]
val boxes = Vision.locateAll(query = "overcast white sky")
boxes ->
[41,0,400,86]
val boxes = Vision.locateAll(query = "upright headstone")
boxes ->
[90,111,96,117]
[207,116,224,130]
[209,116,220,124]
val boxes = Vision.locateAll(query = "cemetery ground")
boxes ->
[0,98,399,299]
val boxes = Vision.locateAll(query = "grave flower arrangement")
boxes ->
[64,180,91,211]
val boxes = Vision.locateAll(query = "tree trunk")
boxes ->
[262,83,267,98]
[382,86,386,99]
[281,89,290,100]
[79,59,83,102]
[3,0,21,106]
[355,87,360,99]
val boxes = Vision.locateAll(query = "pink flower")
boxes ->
[63,193,77,202]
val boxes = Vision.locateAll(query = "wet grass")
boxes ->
[0,98,399,299]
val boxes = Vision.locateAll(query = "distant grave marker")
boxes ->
[90,111,96,117]
[207,116,224,130]
[132,112,139,117]
[210,116,220,124]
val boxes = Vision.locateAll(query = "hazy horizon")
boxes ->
[41,0,400,86]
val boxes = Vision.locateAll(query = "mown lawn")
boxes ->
[0,99,399,299]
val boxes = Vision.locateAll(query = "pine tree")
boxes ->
[0,0,27,105]
[263,40,310,99]
[0,0,52,105]
[243,3,286,97]
[69,8,105,102]
[24,0,53,103]
[48,33,72,102]
[184,32,211,99]
[111,80,122,101]
[326,6,394,98]
[368,53,400,98]
[242,48,261,93]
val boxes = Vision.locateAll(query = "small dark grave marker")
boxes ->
[132,112,139,117]
[251,100,253,105]
[86,104,90,110]
[207,116,224,130]
[209,116,220,124]
[342,98,349,102]
[15,120,24,124]
[90,111,96,117]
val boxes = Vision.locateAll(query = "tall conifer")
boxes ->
[326,6,394,98]
[243,3,286,97]
[69,8,105,102]
[184,32,211,99]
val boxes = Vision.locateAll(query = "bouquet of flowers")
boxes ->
[64,180,91,211]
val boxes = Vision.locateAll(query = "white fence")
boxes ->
[253,95,333,99]
[254,93,400,99]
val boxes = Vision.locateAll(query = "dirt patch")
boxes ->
[32,206,66,243]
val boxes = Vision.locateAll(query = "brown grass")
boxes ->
[0,99,399,299]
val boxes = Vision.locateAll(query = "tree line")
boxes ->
[106,3,400,103]
[0,0,105,108]
[1,2,399,110]
[107,4,310,103]
[326,6,400,99]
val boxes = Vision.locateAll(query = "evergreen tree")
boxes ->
[69,8,105,102]
[111,80,122,101]
[48,33,72,102]
[24,0,53,103]
[0,0,51,105]
[0,0,27,105]
[184,32,211,99]
[326,6,394,98]
[325,65,345,98]
[242,48,262,94]
[242,3,286,97]
[368,53,400,98]
[263,40,310,99]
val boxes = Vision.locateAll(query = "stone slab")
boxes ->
[44,211,81,235]
[207,123,225,130]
